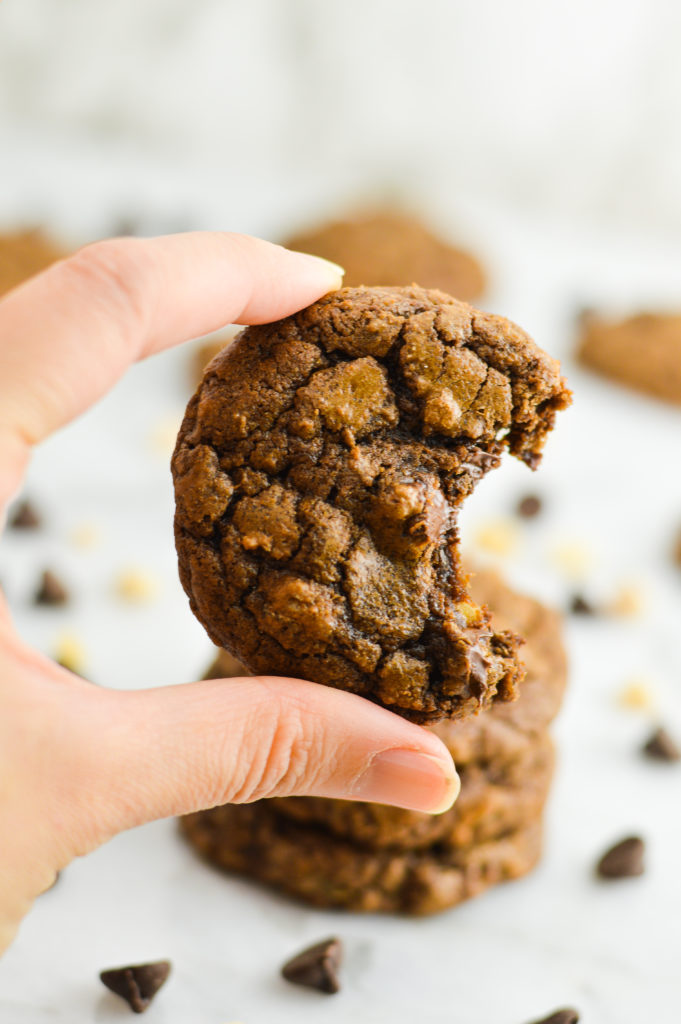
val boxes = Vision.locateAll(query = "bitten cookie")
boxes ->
[578,310,681,406]
[180,802,543,916]
[285,211,486,302]
[173,286,570,723]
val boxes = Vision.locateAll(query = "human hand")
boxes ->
[0,232,459,953]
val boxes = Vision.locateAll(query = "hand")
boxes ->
[0,232,459,953]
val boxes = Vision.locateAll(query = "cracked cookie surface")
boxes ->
[173,286,570,722]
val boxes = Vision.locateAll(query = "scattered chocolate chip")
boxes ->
[516,494,543,518]
[9,499,41,529]
[99,961,171,1014]
[596,836,645,879]
[281,937,342,994]
[527,1010,580,1024]
[569,593,596,615]
[643,726,681,762]
[34,569,69,606]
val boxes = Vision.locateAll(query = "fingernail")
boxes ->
[352,749,460,814]
[296,251,345,286]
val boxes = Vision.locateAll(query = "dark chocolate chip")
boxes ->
[99,960,171,1013]
[9,499,41,529]
[34,569,69,606]
[516,494,543,519]
[596,836,645,879]
[281,937,342,994]
[527,1010,580,1024]
[569,593,596,615]
[643,726,681,762]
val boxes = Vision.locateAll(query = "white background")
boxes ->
[1,3,681,1021]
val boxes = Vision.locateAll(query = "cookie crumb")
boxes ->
[596,836,645,879]
[642,726,681,762]
[54,632,86,674]
[34,569,69,607]
[527,1010,580,1024]
[618,678,656,711]
[99,960,171,1014]
[607,582,645,617]
[473,519,519,557]
[115,569,160,604]
[70,522,101,549]
[516,494,543,519]
[549,541,592,580]
[281,937,343,994]
[9,499,41,530]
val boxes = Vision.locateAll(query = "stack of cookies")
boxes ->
[174,284,570,915]
[181,569,567,915]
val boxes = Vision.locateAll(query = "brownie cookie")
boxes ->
[273,733,554,850]
[174,287,570,723]
[0,229,65,297]
[180,802,542,916]
[285,211,486,302]
[578,310,681,406]
[191,331,237,389]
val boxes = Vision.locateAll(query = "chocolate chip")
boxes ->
[34,569,69,606]
[569,593,596,615]
[596,836,645,879]
[9,499,41,529]
[643,726,681,762]
[527,1011,580,1024]
[99,961,171,1013]
[281,937,342,994]
[516,494,543,518]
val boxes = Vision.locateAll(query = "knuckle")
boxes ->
[226,680,324,803]
[56,239,152,340]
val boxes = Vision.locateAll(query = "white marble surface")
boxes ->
[1,155,681,1022]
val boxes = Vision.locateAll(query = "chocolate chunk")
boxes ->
[596,836,645,879]
[9,499,41,529]
[569,593,596,615]
[34,569,69,606]
[643,726,681,762]
[281,937,342,994]
[516,494,543,518]
[99,961,171,1013]
[527,1011,580,1024]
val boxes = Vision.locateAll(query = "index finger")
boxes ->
[0,232,343,509]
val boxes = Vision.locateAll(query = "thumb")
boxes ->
[53,673,460,857]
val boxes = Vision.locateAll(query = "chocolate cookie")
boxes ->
[285,211,486,302]
[578,310,681,406]
[174,287,570,723]
[273,733,554,851]
[0,229,65,297]
[180,802,542,916]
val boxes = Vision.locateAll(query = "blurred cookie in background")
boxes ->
[0,228,67,298]
[577,310,681,406]
[285,211,486,302]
